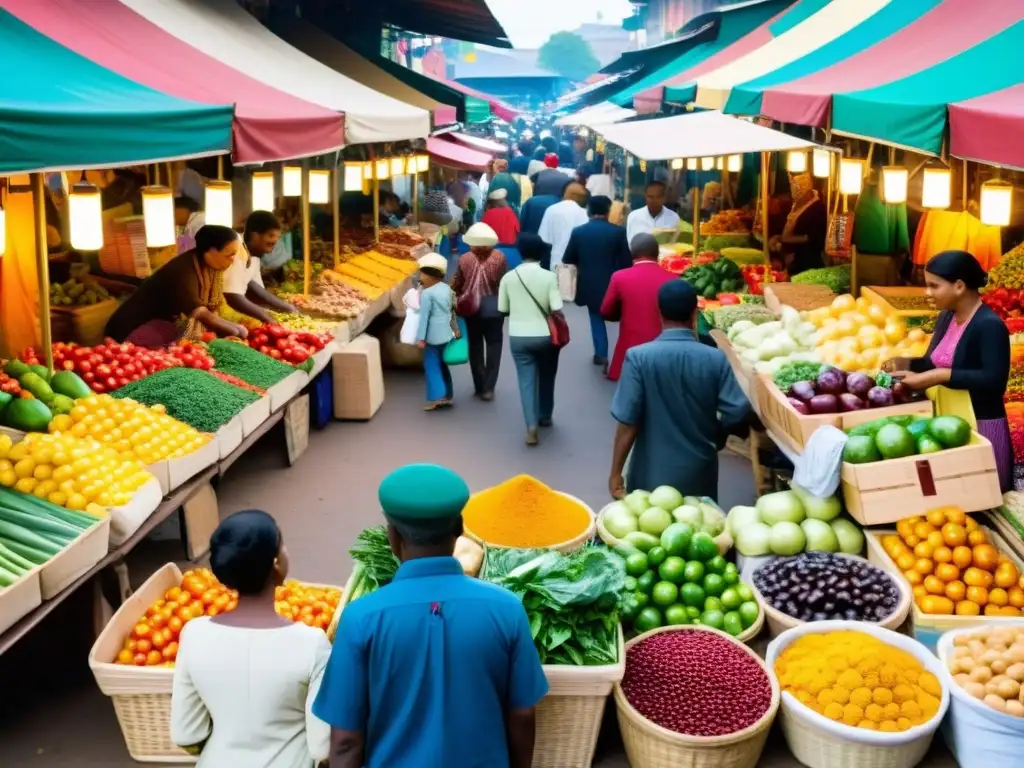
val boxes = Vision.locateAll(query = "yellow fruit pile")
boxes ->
[348,254,409,283]
[776,630,942,732]
[362,249,419,276]
[50,394,212,467]
[0,432,151,510]
[334,262,395,293]
[803,294,930,373]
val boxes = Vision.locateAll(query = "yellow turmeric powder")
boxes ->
[775,631,942,732]
[462,475,591,548]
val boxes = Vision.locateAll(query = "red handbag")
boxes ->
[516,271,570,348]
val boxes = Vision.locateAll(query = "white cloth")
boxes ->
[183,211,206,239]
[170,618,331,768]
[555,263,577,302]
[793,425,848,497]
[400,287,422,344]
[446,198,462,236]
[625,205,681,248]
[537,200,588,268]
[586,174,613,198]
[223,245,264,295]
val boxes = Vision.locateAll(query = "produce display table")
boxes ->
[218,410,285,476]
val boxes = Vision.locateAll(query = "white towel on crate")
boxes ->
[792,425,848,498]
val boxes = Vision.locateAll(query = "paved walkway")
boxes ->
[0,306,954,766]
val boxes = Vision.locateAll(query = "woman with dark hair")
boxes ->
[105,225,248,345]
[170,510,331,767]
[887,250,1013,490]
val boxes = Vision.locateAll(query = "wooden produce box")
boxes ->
[865,526,1024,652]
[333,333,384,420]
[862,286,937,319]
[40,515,111,599]
[763,283,835,314]
[0,566,42,637]
[842,433,1002,526]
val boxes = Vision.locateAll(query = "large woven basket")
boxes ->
[766,621,948,768]
[596,501,733,556]
[613,625,779,768]
[750,553,912,638]
[533,625,626,768]
[464,492,596,554]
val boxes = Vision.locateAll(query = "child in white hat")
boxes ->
[415,254,461,410]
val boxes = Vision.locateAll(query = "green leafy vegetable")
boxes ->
[773,361,825,393]
[791,264,851,294]
[711,304,777,332]
[483,545,626,666]
[348,525,400,589]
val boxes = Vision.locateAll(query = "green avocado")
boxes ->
[3,398,52,432]
[50,371,92,400]
[3,360,30,379]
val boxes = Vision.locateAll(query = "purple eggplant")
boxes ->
[838,393,866,412]
[816,367,846,396]
[789,380,817,402]
[866,386,895,408]
[808,394,839,414]
[788,397,811,415]
[845,373,876,398]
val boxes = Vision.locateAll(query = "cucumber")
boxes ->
[0,507,78,540]
[0,542,34,572]
[0,488,94,529]
[0,522,62,556]
[0,551,27,577]
[0,565,18,588]
[0,538,51,564]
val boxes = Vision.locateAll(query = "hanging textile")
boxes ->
[911,210,1001,270]
[0,190,41,357]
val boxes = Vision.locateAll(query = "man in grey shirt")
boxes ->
[609,280,750,501]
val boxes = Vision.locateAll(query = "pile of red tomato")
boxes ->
[983,287,1024,321]
[740,265,788,295]
[0,372,22,396]
[245,324,330,366]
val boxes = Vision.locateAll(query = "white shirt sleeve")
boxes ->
[625,209,645,249]
[305,633,333,762]
[170,623,212,749]
[223,249,257,295]
[538,207,555,245]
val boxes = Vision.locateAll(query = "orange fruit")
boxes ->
[882,535,903,556]
[896,552,917,571]
[965,516,980,533]
[919,595,954,615]
[1000,606,1021,617]
[912,585,928,600]
[985,604,1004,616]
[914,542,934,559]
[903,534,921,548]
[914,522,935,540]
[966,585,989,606]
[933,546,953,564]
[945,507,967,525]
[896,518,915,539]
[952,546,973,569]
[1008,586,1024,608]
[968,529,989,547]
[935,563,960,583]
[944,580,967,602]
[926,509,948,527]
[989,588,1009,607]
[964,567,993,588]
[904,569,923,586]
[973,544,1000,571]
[914,558,934,575]
[995,562,1020,589]
[923,575,946,595]
[926,531,945,550]
[955,600,981,616]
[941,523,966,547]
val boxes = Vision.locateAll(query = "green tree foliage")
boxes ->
[538,31,601,82]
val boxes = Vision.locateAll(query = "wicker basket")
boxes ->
[766,621,948,768]
[751,553,912,638]
[533,625,626,768]
[614,625,779,768]
[596,502,733,556]
[464,492,596,554]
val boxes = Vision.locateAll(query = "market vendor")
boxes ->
[313,464,547,768]
[887,250,1012,491]
[768,172,826,275]
[105,225,249,345]
[625,181,680,246]
[609,280,750,501]
[223,211,296,324]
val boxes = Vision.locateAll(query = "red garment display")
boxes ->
[481,207,521,245]
[600,261,676,381]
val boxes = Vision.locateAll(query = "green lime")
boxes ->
[700,609,725,630]
[658,556,686,584]
[703,573,725,597]
[625,553,650,577]
[723,611,744,637]
[635,606,663,633]
[703,596,723,613]
[624,576,638,593]
[682,560,705,583]
[706,555,728,575]
[720,587,742,611]
[736,584,755,602]
[637,571,656,594]
[652,581,679,607]
[680,582,706,608]
[646,546,667,567]
[686,532,719,562]
[685,606,701,619]
[664,604,689,625]
[621,596,639,622]
[738,601,760,629]
[722,564,739,586]
[634,592,650,610]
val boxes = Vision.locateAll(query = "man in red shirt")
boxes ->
[600,233,675,381]
[481,188,520,245]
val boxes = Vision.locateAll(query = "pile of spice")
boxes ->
[622,629,774,736]
[112,367,260,432]
[207,339,296,389]
[462,475,591,548]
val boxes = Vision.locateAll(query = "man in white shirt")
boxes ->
[626,181,680,247]
[223,211,297,324]
[537,183,589,270]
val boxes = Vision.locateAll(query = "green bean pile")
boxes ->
[207,340,296,390]
[113,367,260,432]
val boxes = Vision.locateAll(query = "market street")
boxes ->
[0,305,954,766]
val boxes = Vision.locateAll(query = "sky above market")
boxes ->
[489,0,634,48]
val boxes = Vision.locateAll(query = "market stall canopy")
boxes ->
[597,111,817,161]
[449,133,507,155]
[0,8,231,174]
[270,19,461,128]
[3,0,343,164]
[693,0,890,111]
[118,0,430,144]
[426,137,491,172]
[612,0,796,112]
[949,84,1024,170]
[556,102,637,129]
[436,77,519,123]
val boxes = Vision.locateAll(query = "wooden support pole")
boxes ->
[301,162,311,297]
[31,174,53,373]
[760,153,770,262]
[332,166,341,270]
[370,147,380,244]
[217,155,225,181]
[692,186,701,253]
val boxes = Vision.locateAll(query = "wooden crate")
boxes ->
[40,515,112,599]
[862,286,938,319]
[841,434,1002,525]
[0,566,42,637]
[763,283,835,314]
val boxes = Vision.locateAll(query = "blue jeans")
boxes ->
[510,336,560,428]
[588,309,608,360]
[423,344,453,402]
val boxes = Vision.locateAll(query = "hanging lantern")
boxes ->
[390,156,407,176]
[727,155,742,173]
[309,169,331,205]
[981,179,1013,227]
[787,151,808,174]
[639,159,647,173]
[687,158,698,171]
[921,167,951,209]
[344,163,366,191]
[700,157,714,171]
[838,158,864,195]
[414,153,430,173]
[204,180,233,227]
[716,157,724,171]
[282,165,302,197]
[595,137,605,154]
[374,158,390,180]
[670,159,684,170]
[251,171,275,212]
[141,186,175,248]
[812,149,830,179]
[68,181,103,251]
[881,167,908,205]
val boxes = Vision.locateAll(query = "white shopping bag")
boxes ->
[556,264,577,302]
[399,288,421,345]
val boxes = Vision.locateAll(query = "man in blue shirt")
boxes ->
[314,464,548,768]
[609,280,750,501]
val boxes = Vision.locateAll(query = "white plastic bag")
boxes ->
[555,263,577,302]
[937,622,1024,768]
[399,288,421,345]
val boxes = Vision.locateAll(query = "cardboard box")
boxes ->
[841,433,1002,525]
[333,334,384,420]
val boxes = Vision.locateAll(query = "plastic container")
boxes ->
[937,622,1024,768]
[766,621,949,768]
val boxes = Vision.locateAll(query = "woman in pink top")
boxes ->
[887,250,1012,491]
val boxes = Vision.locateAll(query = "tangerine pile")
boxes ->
[882,506,1023,617]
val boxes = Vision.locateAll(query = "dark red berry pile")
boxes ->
[622,630,773,737]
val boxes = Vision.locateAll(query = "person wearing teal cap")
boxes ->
[314,464,548,768]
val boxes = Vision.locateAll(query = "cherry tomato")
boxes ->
[146,651,163,666]
[133,622,152,639]
[133,653,148,666]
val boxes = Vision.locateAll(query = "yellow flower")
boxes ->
[842,703,864,726]
[831,685,851,705]
[892,684,916,704]
[918,672,942,698]
[879,720,900,732]
[901,700,922,719]
[850,687,873,708]
[864,703,884,723]
[837,669,864,690]
[883,702,901,720]
[824,702,844,721]
[872,688,893,706]
[817,689,835,708]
